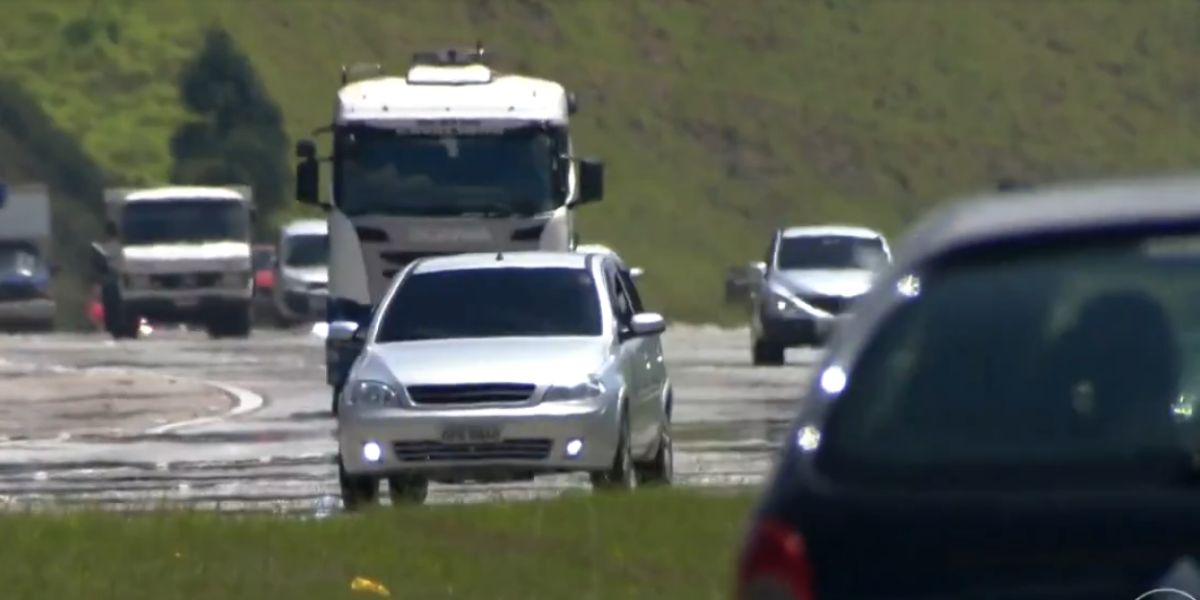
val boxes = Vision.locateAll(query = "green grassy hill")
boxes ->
[4,0,1200,322]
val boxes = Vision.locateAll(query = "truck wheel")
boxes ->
[102,283,138,340]
[207,304,252,339]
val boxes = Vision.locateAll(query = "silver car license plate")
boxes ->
[441,424,501,444]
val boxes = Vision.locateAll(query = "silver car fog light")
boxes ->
[565,438,584,458]
[362,441,383,463]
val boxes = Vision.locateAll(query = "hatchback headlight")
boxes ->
[346,381,401,407]
[544,378,606,401]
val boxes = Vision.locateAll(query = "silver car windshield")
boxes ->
[375,266,602,342]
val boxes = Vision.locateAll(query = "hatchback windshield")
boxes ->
[121,200,249,245]
[375,267,602,341]
[819,233,1200,487]
[283,234,328,267]
[776,235,887,270]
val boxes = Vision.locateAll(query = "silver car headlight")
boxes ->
[346,381,401,407]
[544,377,606,402]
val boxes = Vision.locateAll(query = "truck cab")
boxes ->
[95,185,256,339]
[293,46,605,410]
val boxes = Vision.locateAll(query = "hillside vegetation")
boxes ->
[4,0,1200,321]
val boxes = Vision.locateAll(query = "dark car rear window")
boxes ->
[818,233,1200,488]
[375,266,602,342]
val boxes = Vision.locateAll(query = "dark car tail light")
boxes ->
[736,518,816,600]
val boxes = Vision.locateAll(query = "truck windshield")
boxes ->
[121,200,249,245]
[284,234,328,267]
[336,126,565,217]
[375,267,602,342]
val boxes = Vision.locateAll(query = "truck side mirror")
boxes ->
[296,139,320,206]
[576,159,604,205]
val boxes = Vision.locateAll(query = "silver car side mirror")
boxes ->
[629,312,666,336]
[327,320,360,342]
[751,261,767,275]
[629,267,645,279]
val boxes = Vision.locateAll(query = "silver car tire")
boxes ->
[637,422,673,486]
[591,409,637,492]
[387,475,428,506]
[338,455,378,511]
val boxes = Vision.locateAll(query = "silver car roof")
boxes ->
[412,251,592,274]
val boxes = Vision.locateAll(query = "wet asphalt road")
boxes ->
[0,325,815,514]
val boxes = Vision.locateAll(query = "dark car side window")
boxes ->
[817,235,1200,489]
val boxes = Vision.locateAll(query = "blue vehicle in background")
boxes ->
[0,182,56,331]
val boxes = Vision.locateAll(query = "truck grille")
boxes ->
[406,383,536,405]
[392,439,552,462]
[150,272,223,289]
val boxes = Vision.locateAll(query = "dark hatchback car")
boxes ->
[736,176,1200,600]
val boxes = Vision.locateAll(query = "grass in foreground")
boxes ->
[0,488,758,600]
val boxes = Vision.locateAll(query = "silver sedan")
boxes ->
[328,250,674,508]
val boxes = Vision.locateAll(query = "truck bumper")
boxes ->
[121,288,251,322]
[0,298,55,326]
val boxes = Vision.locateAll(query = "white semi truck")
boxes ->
[92,185,256,339]
[0,182,56,331]
[293,46,605,411]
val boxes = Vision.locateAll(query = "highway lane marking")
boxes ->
[0,356,267,443]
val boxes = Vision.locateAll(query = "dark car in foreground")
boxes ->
[736,175,1200,600]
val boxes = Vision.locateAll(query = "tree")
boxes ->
[169,27,288,238]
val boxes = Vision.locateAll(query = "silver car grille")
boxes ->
[405,383,535,405]
[392,439,552,462]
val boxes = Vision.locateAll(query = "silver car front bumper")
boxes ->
[338,398,620,479]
